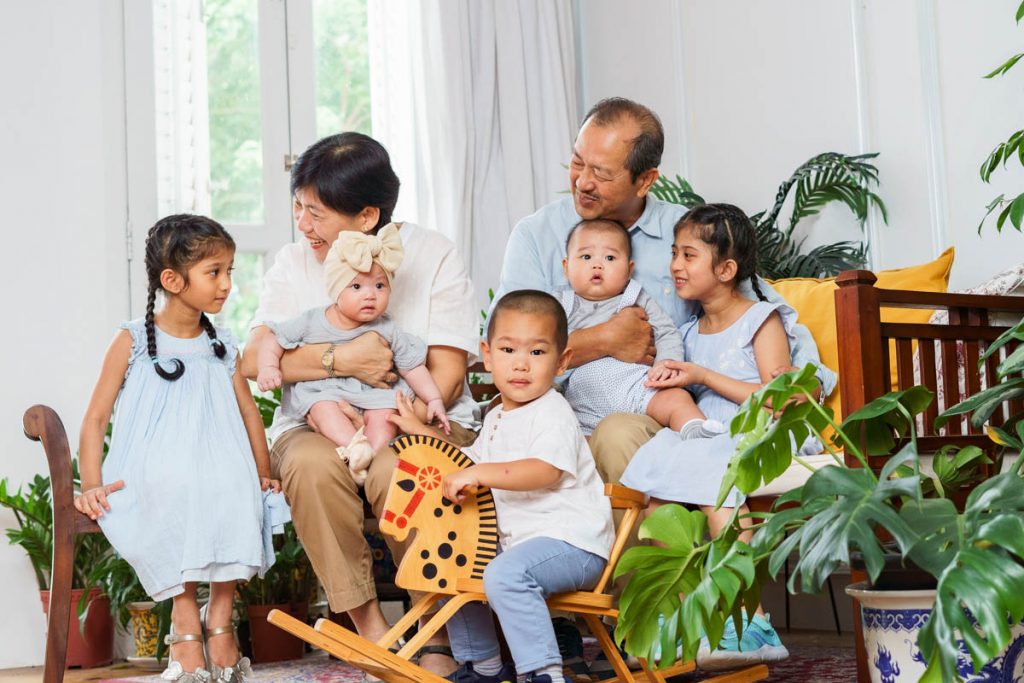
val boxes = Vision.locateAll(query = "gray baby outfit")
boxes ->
[557,279,684,433]
[267,308,427,420]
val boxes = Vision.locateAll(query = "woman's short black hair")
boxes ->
[290,132,401,230]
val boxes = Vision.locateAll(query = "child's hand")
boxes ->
[261,477,282,493]
[647,361,680,383]
[425,398,451,435]
[443,467,481,504]
[74,480,125,520]
[257,367,283,392]
[388,392,431,436]
[645,360,707,388]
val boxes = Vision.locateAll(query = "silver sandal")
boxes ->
[161,632,212,682]
[207,624,253,683]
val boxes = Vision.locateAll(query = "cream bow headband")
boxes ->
[324,223,404,301]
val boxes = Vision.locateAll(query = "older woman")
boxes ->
[241,132,478,675]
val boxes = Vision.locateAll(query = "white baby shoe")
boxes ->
[337,426,376,486]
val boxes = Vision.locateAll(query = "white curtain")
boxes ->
[368,0,578,308]
[152,0,211,217]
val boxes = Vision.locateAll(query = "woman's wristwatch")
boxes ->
[321,344,339,378]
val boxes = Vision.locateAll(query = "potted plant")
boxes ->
[236,521,315,663]
[1,459,116,668]
[614,318,1024,682]
[652,151,888,279]
[90,554,172,665]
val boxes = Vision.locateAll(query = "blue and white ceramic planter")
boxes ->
[846,582,1024,682]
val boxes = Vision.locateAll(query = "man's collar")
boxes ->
[627,196,664,238]
[560,193,665,237]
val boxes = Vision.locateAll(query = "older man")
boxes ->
[496,96,834,485]
[493,97,835,673]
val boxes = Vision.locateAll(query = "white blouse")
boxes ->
[253,223,481,442]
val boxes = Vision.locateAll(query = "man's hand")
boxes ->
[606,306,656,365]
[337,332,397,388]
[645,360,707,389]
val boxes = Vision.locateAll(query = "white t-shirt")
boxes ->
[464,388,614,560]
[252,223,481,442]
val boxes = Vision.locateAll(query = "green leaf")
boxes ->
[916,473,1024,679]
[839,386,933,455]
[1010,192,1024,230]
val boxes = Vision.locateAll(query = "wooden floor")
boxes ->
[0,630,855,682]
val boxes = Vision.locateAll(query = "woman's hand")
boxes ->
[74,480,125,520]
[388,392,435,437]
[425,397,451,435]
[645,360,708,388]
[443,466,481,504]
[260,477,282,493]
[337,333,397,388]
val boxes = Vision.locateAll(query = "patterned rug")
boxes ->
[100,644,855,682]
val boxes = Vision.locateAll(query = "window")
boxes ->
[150,0,371,342]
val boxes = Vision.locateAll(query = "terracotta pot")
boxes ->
[39,588,114,669]
[246,602,306,663]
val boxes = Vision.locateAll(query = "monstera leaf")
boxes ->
[614,506,765,668]
[756,445,922,594]
[911,473,1024,682]
[717,364,833,504]
[838,385,935,456]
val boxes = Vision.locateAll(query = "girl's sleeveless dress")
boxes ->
[621,301,796,507]
[98,319,275,601]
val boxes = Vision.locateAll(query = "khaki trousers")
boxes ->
[587,412,661,599]
[271,423,478,613]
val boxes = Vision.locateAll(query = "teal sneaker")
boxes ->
[696,614,789,672]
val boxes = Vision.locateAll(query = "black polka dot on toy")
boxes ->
[455,554,467,567]
[448,531,457,541]
[421,549,430,559]
[434,508,443,517]
[422,563,438,580]
[438,543,452,559]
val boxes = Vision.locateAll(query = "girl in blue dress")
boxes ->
[620,203,796,670]
[76,215,280,683]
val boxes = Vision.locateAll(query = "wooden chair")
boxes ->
[833,270,1024,683]
[268,434,769,683]
[22,405,103,683]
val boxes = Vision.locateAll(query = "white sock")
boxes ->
[535,664,564,683]
[474,654,503,676]
[679,418,727,440]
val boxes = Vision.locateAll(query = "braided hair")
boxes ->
[673,203,767,301]
[143,214,235,380]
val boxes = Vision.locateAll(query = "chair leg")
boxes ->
[826,575,842,635]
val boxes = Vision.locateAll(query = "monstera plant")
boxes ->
[615,318,1024,682]
[652,151,888,279]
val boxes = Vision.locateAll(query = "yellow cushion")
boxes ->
[770,247,954,419]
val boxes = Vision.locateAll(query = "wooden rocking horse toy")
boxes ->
[267,435,769,683]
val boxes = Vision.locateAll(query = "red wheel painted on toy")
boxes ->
[418,466,442,490]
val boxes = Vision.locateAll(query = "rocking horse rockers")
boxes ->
[267,435,769,683]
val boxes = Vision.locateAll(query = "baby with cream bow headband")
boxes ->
[257,223,450,484]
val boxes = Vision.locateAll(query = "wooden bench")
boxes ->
[833,270,1024,683]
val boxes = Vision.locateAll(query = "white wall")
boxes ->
[576,0,1024,290]
[0,1,137,669]
[2,0,1024,670]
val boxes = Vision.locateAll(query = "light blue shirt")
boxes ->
[493,195,837,397]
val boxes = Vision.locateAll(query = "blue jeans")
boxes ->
[444,537,606,674]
